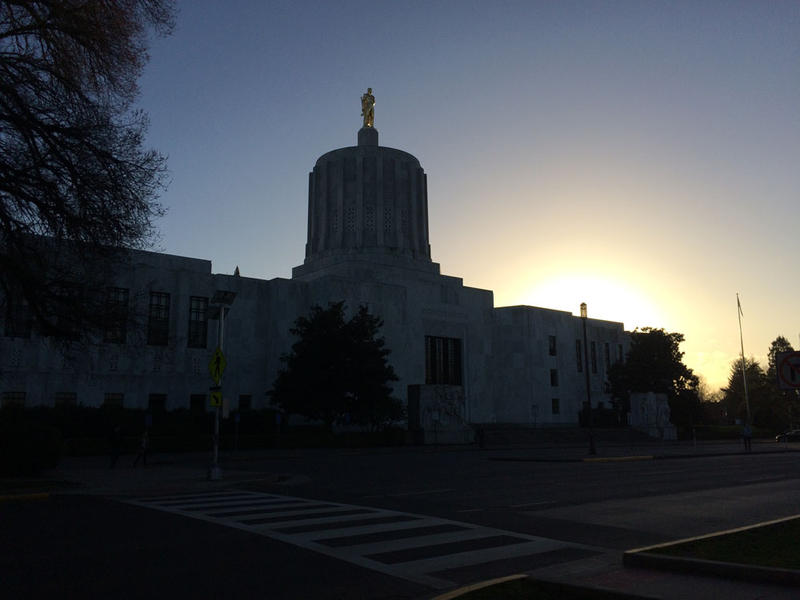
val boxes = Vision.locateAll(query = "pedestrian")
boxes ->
[132,430,149,467]
[109,424,122,468]
[742,422,752,452]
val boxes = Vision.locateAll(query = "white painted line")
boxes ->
[388,488,455,497]
[288,517,438,542]
[329,528,494,557]
[390,538,566,574]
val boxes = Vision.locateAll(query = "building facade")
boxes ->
[1,125,628,429]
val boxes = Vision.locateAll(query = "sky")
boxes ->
[137,0,800,392]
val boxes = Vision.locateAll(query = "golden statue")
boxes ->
[361,88,375,128]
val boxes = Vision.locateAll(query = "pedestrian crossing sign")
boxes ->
[208,347,226,384]
[210,390,223,407]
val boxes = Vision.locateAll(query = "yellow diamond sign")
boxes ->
[210,390,223,407]
[208,347,226,384]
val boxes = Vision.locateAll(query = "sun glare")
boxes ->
[515,274,665,331]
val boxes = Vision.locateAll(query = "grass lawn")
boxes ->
[649,517,800,570]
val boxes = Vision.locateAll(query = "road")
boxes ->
[3,446,799,598]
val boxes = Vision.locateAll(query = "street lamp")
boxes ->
[581,302,596,455]
[208,289,236,480]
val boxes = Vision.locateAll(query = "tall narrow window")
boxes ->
[187,296,209,348]
[551,398,560,415]
[550,369,559,387]
[590,342,597,374]
[548,335,557,356]
[4,292,32,338]
[424,336,463,385]
[576,340,583,372]
[104,287,129,344]
[147,292,170,346]
[617,344,624,363]
[604,342,611,370]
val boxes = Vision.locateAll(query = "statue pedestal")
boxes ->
[358,127,378,146]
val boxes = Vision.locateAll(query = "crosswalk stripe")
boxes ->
[124,490,596,590]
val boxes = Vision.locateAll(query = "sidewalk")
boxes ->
[487,439,800,462]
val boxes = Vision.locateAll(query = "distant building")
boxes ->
[1,123,628,434]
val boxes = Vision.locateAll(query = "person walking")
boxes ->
[742,422,752,452]
[132,430,149,467]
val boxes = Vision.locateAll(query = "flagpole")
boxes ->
[737,293,751,423]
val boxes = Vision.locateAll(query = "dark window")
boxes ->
[551,398,560,415]
[190,394,206,412]
[617,344,624,363]
[590,342,597,374]
[148,393,167,413]
[239,394,252,412]
[54,392,77,407]
[604,342,611,370]
[550,369,559,387]
[576,339,583,372]
[4,293,32,338]
[2,391,25,407]
[548,335,557,356]
[188,296,209,348]
[425,336,463,385]
[147,292,170,346]
[103,393,124,408]
[104,287,129,344]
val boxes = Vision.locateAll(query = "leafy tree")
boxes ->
[270,302,401,430]
[1,1,174,339]
[607,327,701,428]
[767,336,794,381]
[721,357,775,428]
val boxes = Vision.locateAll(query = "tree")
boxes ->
[1,1,174,339]
[607,327,701,428]
[270,302,402,430]
[721,357,774,428]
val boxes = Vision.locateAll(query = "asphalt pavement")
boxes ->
[3,439,799,599]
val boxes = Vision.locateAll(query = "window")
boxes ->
[424,336,463,385]
[54,392,77,407]
[2,391,25,407]
[617,344,624,363]
[103,393,124,408]
[590,342,597,374]
[575,339,583,372]
[239,394,252,412]
[604,342,611,370]
[4,293,32,338]
[551,398,560,415]
[190,394,206,412]
[550,369,559,387]
[104,287,129,343]
[548,335,557,356]
[148,393,167,413]
[147,292,170,345]
[188,296,209,348]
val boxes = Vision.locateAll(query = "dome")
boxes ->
[299,127,432,272]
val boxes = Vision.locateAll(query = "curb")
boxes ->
[429,574,659,600]
[489,448,800,463]
[624,514,800,586]
[429,573,527,600]
[0,492,50,502]
[583,455,653,463]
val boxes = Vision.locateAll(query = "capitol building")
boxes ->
[1,102,629,441]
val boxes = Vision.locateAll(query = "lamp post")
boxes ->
[208,289,236,481]
[581,302,596,455]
